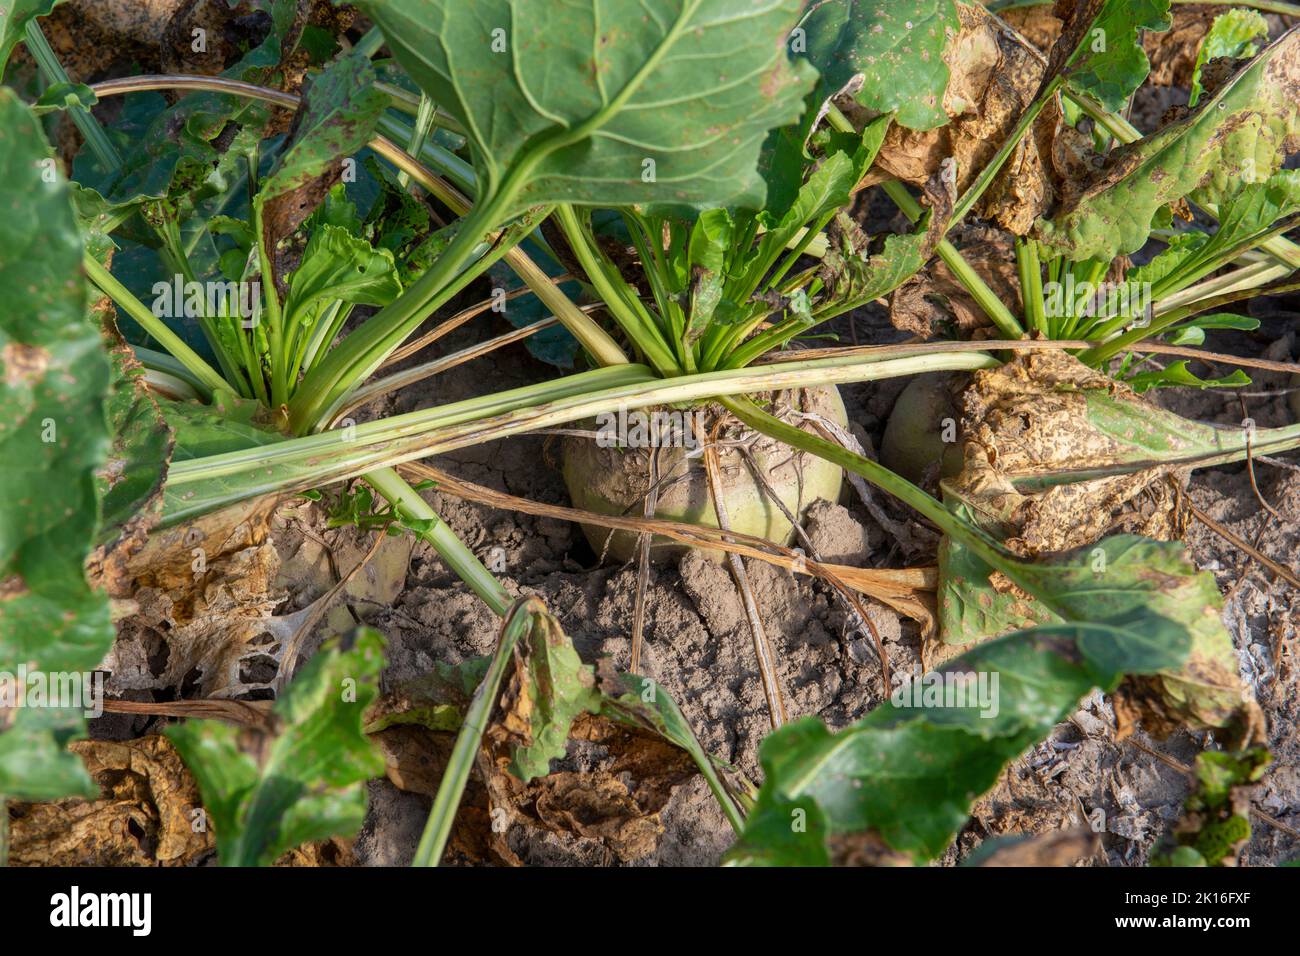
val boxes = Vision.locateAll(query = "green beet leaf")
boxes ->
[1059,0,1170,113]
[797,0,959,131]
[0,89,113,678]
[727,614,1189,864]
[1189,8,1268,108]
[167,628,387,867]
[1038,26,1300,261]
[0,0,59,74]
[358,0,817,213]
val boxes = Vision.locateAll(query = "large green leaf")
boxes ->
[798,0,959,131]
[359,0,817,212]
[0,89,113,677]
[941,532,1253,736]
[1037,26,1300,261]
[726,614,1189,864]
[167,628,387,867]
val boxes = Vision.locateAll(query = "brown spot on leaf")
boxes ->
[2,342,50,388]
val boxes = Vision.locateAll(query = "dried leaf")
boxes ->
[8,735,213,866]
[870,1,1057,234]
[889,227,1020,337]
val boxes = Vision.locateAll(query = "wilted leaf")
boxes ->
[486,606,602,781]
[368,607,737,864]
[1037,26,1300,260]
[166,627,386,866]
[868,1,1057,234]
[77,1,310,216]
[937,352,1265,738]
[820,207,939,316]
[360,0,817,212]
[889,227,1018,336]
[1139,2,1218,88]
[961,827,1098,867]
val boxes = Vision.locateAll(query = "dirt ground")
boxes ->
[52,0,1299,868]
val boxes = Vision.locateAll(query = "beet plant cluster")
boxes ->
[1,0,1298,867]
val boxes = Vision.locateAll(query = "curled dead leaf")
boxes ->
[8,735,213,866]
[274,837,356,866]
[480,713,698,864]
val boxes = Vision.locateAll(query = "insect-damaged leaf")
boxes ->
[487,605,603,781]
[0,90,114,678]
[254,53,387,287]
[936,353,1278,738]
[1188,8,1268,108]
[358,0,816,212]
[818,207,937,317]
[798,0,959,132]
[166,628,387,867]
[725,614,1189,865]
[1037,26,1300,261]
